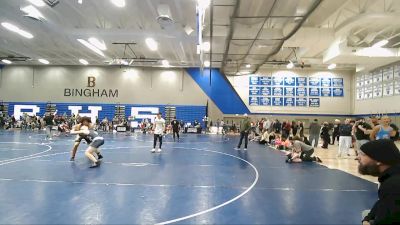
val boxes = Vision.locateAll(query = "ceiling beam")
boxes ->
[220,0,241,74]
[235,15,304,19]
[253,0,323,73]
[234,0,278,72]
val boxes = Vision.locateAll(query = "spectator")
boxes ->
[259,129,269,145]
[353,117,372,157]
[331,119,341,145]
[320,122,330,149]
[298,121,304,138]
[273,119,281,134]
[370,116,396,140]
[292,121,298,136]
[234,114,251,151]
[309,119,321,148]
[338,118,353,158]
[358,140,400,225]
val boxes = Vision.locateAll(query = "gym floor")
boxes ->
[0,131,377,224]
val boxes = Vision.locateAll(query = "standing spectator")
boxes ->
[282,120,291,138]
[338,118,353,158]
[353,117,372,157]
[11,115,16,128]
[264,118,272,133]
[358,140,400,225]
[370,116,396,140]
[331,119,341,145]
[298,121,304,138]
[258,118,264,132]
[370,116,380,127]
[390,123,399,141]
[309,119,321,148]
[44,112,55,140]
[273,119,281,134]
[220,120,225,135]
[171,116,180,142]
[320,122,330,149]
[151,113,165,153]
[292,121,298,136]
[234,114,251,151]
[203,116,209,134]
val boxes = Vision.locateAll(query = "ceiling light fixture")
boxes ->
[79,59,89,65]
[77,39,105,57]
[111,0,125,7]
[286,61,294,69]
[328,63,336,70]
[161,60,170,67]
[145,38,158,51]
[38,58,49,64]
[28,0,46,7]
[246,64,251,68]
[88,37,107,50]
[201,41,210,52]
[372,39,388,48]
[121,59,129,65]
[78,0,83,4]
[21,5,45,20]
[184,25,194,35]
[204,60,210,67]
[1,59,12,64]
[197,0,210,9]
[236,71,251,75]
[1,22,34,39]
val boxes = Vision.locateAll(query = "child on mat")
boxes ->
[273,134,282,148]
[70,117,104,168]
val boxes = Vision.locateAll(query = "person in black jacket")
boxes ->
[357,139,400,225]
[171,116,180,142]
[320,122,330,149]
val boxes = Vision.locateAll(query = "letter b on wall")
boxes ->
[87,76,96,87]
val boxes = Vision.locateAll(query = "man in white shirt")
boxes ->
[152,113,166,153]
[263,119,271,132]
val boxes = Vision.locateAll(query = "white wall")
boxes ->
[228,68,354,115]
[0,66,201,104]
[353,62,400,115]
[0,65,224,119]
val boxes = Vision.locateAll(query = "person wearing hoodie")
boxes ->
[235,114,251,151]
[309,119,321,148]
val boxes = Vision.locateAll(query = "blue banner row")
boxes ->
[249,76,343,87]
[249,87,344,97]
[248,97,320,107]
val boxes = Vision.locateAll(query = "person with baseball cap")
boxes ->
[357,139,400,225]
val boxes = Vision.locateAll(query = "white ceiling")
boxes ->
[0,0,400,74]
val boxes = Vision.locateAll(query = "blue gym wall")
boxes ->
[5,102,206,124]
[186,68,250,114]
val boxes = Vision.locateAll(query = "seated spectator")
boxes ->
[268,132,276,144]
[276,136,292,150]
[273,134,282,148]
[259,129,269,145]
